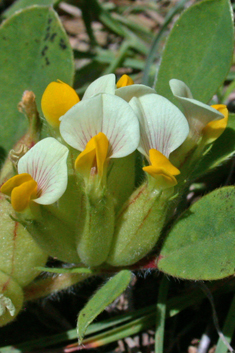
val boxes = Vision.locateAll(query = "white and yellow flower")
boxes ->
[169,79,228,144]
[129,93,189,188]
[0,138,69,212]
[59,93,140,185]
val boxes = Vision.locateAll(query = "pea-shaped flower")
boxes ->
[129,93,189,189]
[59,93,140,266]
[107,94,189,267]
[80,74,156,210]
[169,79,227,144]
[1,138,69,213]
[60,93,140,185]
[41,75,154,212]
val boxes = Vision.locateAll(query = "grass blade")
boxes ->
[155,276,170,353]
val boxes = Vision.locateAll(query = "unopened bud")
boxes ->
[9,145,29,170]
[0,91,42,185]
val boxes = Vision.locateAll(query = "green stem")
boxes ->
[35,266,95,275]
[143,0,190,85]
[103,40,130,75]
[78,313,155,349]
[221,79,235,103]
[214,294,235,353]
[112,12,153,42]
[80,0,97,46]
[90,0,148,55]
[155,276,169,353]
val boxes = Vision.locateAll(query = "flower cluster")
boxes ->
[0,74,228,267]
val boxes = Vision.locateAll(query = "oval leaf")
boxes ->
[77,270,133,344]
[158,186,235,280]
[0,6,74,153]
[3,0,59,19]
[155,0,234,103]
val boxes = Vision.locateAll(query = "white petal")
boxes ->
[170,79,224,138]
[169,79,193,99]
[115,84,156,102]
[82,74,116,100]
[130,94,189,158]
[60,93,140,158]
[18,137,69,205]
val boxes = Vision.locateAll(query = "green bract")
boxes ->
[0,197,47,326]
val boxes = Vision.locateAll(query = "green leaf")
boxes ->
[0,6,74,153]
[158,186,235,280]
[2,0,59,19]
[192,113,235,179]
[155,0,234,103]
[77,270,133,344]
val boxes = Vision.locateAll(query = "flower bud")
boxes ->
[0,91,42,184]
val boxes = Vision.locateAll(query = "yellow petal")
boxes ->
[202,104,228,144]
[1,173,33,196]
[143,149,180,188]
[149,149,180,176]
[41,80,80,128]
[143,165,178,187]
[116,74,134,88]
[75,141,96,178]
[93,132,109,177]
[74,132,109,178]
[11,180,38,212]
